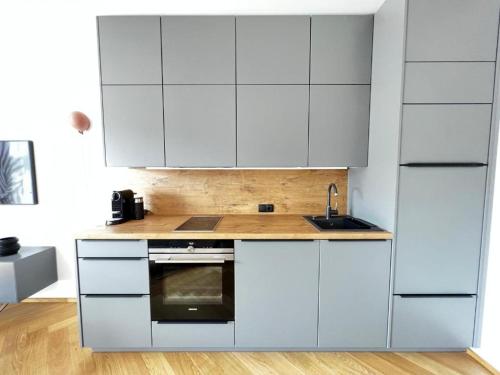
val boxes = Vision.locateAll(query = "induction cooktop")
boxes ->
[174,216,223,232]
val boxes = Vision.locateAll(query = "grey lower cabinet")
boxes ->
[395,166,487,294]
[404,62,495,104]
[400,104,492,164]
[164,85,236,167]
[391,295,476,349]
[98,16,162,85]
[405,0,500,62]
[236,85,309,167]
[162,16,235,84]
[309,85,371,167]
[152,321,235,348]
[102,85,165,167]
[318,240,391,348]
[236,16,310,84]
[234,240,319,348]
[80,295,151,349]
[310,15,373,84]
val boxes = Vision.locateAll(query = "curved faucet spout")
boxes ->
[326,183,339,219]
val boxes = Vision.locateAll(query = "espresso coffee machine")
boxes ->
[106,189,141,226]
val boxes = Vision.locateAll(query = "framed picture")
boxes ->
[0,140,38,205]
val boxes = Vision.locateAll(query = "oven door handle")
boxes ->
[153,258,226,264]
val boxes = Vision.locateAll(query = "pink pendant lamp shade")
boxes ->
[70,111,91,134]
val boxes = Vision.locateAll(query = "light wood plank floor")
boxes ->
[0,302,495,375]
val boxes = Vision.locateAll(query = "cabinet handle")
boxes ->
[80,257,145,260]
[398,294,474,298]
[241,240,315,242]
[83,294,147,298]
[400,163,486,167]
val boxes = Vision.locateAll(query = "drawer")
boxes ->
[395,166,486,294]
[77,240,147,258]
[404,62,495,104]
[391,295,476,349]
[81,295,151,348]
[152,321,235,348]
[78,258,149,294]
[400,104,492,163]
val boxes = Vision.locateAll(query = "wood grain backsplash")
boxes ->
[108,169,347,215]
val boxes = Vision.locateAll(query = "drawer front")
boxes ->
[404,62,495,104]
[395,167,486,294]
[391,295,476,349]
[77,240,147,258]
[81,295,151,348]
[152,321,235,348]
[78,258,149,295]
[400,104,492,163]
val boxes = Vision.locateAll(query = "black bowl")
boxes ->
[0,237,19,246]
[0,243,20,256]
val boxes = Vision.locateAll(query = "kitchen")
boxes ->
[1,0,500,373]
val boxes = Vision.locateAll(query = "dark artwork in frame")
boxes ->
[0,140,38,205]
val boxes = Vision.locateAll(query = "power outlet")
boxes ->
[258,204,274,213]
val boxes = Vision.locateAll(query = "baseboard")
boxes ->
[467,349,499,374]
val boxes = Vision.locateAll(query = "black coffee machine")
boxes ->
[106,189,144,225]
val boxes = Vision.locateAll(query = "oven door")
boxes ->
[149,253,234,322]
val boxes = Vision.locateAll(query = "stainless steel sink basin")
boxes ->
[304,215,382,231]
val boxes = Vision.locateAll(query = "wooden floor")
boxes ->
[0,302,494,375]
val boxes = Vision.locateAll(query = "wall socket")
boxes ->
[258,204,274,213]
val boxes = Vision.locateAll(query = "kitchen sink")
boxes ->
[303,215,382,231]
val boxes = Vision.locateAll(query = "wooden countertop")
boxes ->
[76,215,392,240]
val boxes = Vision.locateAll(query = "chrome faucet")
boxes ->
[325,183,339,219]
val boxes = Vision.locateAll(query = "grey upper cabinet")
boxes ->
[309,85,370,167]
[237,85,309,167]
[391,295,476,349]
[162,16,235,84]
[235,240,319,348]
[98,16,162,84]
[164,85,236,167]
[405,0,500,62]
[404,62,495,104]
[319,241,391,349]
[310,15,373,84]
[395,166,486,294]
[102,85,165,167]
[236,16,310,84]
[400,104,492,164]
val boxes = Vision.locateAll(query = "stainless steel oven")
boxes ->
[148,240,234,322]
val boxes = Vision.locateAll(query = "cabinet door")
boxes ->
[81,295,151,348]
[235,240,319,348]
[395,166,486,294]
[162,16,235,84]
[310,15,373,84]
[319,241,391,348]
[98,16,162,84]
[164,85,236,167]
[102,85,165,167]
[309,85,370,167]
[404,62,495,104]
[237,85,309,167]
[400,104,492,164]
[391,295,476,349]
[236,16,310,84]
[405,0,499,62]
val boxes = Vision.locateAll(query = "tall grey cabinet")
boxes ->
[349,0,500,349]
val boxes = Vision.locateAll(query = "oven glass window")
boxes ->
[162,265,223,305]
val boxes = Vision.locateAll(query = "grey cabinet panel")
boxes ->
[98,16,162,84]
[235,240,319,348]
[406,0,499,62]
[77,240,147,258]
[162,16,235,84]
[401,105,492,163]
[309,85,370,167]
[391,296,476,349]
[81,295,151,348]
[78,258,149,295]
[404,62,495,104]
[319,241,391,348]
[152,321,234,348]
[237,85,309,167]
[102,85,165,167]
[164,85,236,167]
[236,16,310,84]
[311,15,373,84]
[395,167,486,294]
